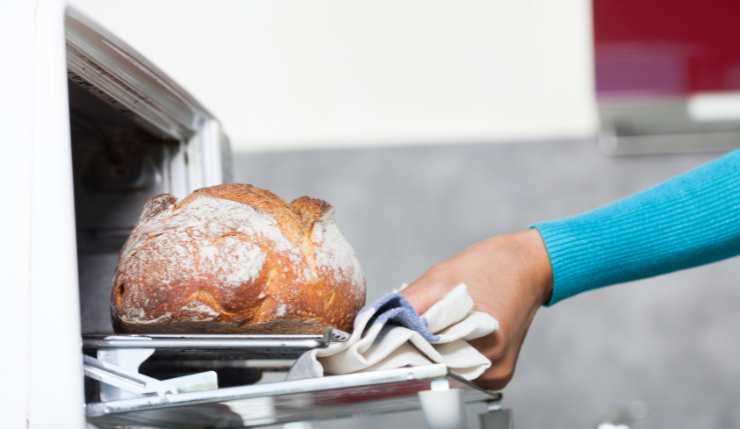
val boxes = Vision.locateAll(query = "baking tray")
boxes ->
[86,364,500,428]
[83,330,347,360]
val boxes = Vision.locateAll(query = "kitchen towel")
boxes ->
[288,284,498,381]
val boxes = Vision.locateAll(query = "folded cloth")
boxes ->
[288,284,498,381]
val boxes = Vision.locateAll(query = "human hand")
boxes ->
[401,229,552,390]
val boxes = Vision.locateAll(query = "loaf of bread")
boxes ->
[111,184,366,334]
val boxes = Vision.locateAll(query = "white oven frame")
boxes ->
[2,1,230,427]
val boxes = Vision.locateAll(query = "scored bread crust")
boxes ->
[111,183,366,334]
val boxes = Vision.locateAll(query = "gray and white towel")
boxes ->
[288,284,498,381]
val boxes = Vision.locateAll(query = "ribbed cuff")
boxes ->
[530,221,605,306]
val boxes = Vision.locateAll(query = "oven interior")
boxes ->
[70,74,182,335]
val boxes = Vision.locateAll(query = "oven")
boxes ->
[5,2,506,428]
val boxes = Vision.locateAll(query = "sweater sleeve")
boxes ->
[532,149,740,305]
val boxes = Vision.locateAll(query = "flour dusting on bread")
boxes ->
[179,300,219,321]
[112,183,366,334]
[311,209,365,303]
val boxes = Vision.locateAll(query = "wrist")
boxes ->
[511,229,553,306]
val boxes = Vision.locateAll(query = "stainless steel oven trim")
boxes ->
[65,6,232,194]
[65,7,210,142]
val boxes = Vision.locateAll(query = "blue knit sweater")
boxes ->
[533,149,740,305]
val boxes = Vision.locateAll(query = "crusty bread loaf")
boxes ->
[111,184,366,334]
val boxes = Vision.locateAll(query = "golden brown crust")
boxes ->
[111,183,366,334]
[290,196,333,227]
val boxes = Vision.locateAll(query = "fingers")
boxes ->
[407,284,517,390]
[404,271,518,391]
[405,284,515,391]
[470,331,515,391]
[475,363,514,391]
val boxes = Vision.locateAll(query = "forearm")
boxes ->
[533,149,740,305]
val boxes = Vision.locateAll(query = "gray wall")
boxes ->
[235,140,740,428]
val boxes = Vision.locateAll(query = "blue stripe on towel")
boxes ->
[364,292,439,342]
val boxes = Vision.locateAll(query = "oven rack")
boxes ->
[81,333,510,428]
[85,364,504,429]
